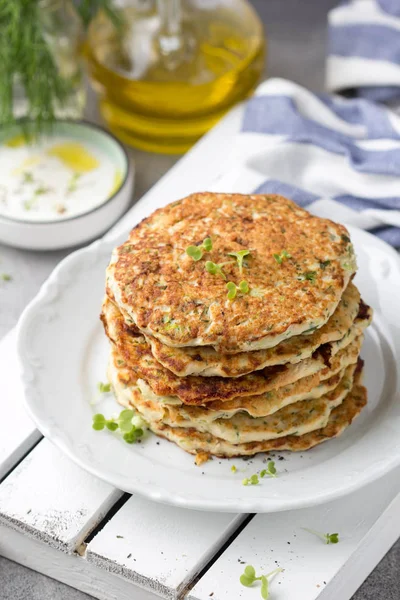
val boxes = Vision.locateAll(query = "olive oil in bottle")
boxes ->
[85,0,265,153]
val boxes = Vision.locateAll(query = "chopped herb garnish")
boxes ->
[67,172,82,194]
[231,465,237,473]
[186,237,213,261]
[226,280,250,300]
[341,234,351,244]
[1,273,11,281]
[319,260,331,270]
[299,271,317,284]
[98,381,111,393]
[34,185,50,196]
[260,461,277,478]
[205,261,226,280]
[240,564,283,599]
[273,249,291,264]
[302,527,339,544]
[22,172,34,184]
[228,250,251,274]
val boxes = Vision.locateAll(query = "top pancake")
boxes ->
[107,193,356,353]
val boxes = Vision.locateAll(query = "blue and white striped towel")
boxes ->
[327,0,400,103]
[212,78,400,246]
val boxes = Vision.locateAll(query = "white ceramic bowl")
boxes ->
[0,121,134,250]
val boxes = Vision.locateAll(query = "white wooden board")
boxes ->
[0,329,41,480]
[188,469,400,600]
[0,438,122,552]
[87,496,245,599]
[0,524,160,600]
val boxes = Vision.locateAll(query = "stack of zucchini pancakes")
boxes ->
[102,193,372,461]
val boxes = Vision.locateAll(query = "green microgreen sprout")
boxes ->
[260,461,277,478]
[228,249,251,274]
[1,273,11,281]
[239,280,249,293]
[273,249,291,264]
[242,474,259,486]
[231,465,237,473]
[186,237,213,261]
[92,408,147,444]
[299,271,317,284]
[205,261,226,280]
[226,280,250,300]
[226,281,237,300]
[302,527,339,544]
[240,565,283,599]
[98,381,111,393]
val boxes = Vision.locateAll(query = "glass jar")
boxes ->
[85,0,265,153]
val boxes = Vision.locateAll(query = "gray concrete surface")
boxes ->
[1,0,399,598]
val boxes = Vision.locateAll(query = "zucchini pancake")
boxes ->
[102,192,372,462]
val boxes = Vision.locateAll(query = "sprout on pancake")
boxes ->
[226,280,250,300]
[228,249,251,274]
[273,249,291,264]
[206,261,226,280]
[240,564,283,599]
[186,237,213,261]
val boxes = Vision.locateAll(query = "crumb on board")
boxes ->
[195,451,211,466]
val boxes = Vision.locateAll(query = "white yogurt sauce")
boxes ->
[0,135,122,222]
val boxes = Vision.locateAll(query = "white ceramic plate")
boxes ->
[17,226,400,513]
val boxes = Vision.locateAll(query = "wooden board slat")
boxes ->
[0,439,122,552]
[188,469,400,600]
[87,495,246,600]
[0,524,159,600]
[0,329,41,480]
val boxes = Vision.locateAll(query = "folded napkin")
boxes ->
[211,78,400,246]
[327,0,400,103]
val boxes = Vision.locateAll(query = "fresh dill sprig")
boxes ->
[0,0,121,137]
[72,0,123,30]
[0,0,72,138]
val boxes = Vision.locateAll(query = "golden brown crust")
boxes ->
[144,284,369,377]
[148,374,367,457]
[107,193,356,353]
[101,297,363,404]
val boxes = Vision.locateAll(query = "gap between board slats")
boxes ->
[188,468,400,600]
